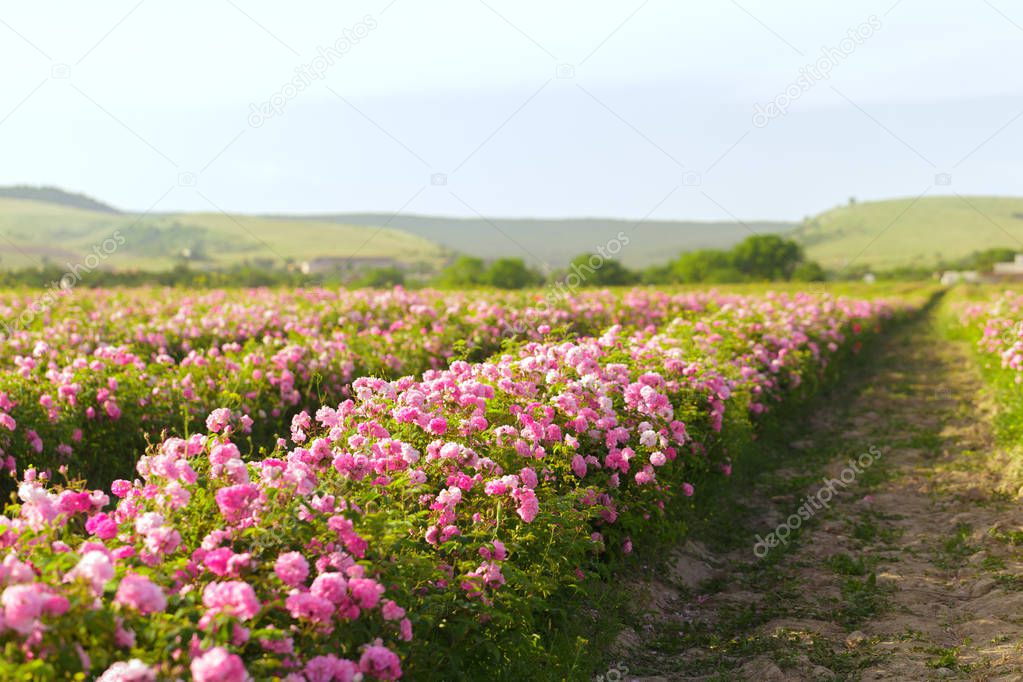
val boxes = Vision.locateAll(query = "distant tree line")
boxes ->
[0,238,1013,291]
[426,235,825,289]
[640,235,825,284]
[0,263,315,289]
[0,236,828,290]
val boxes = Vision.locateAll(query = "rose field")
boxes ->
[956,290,1023,447]
[0,285,932,680]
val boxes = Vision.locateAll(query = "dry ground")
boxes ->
[613,309,1023,681]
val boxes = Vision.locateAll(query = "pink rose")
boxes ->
[274,552,309,587]
[115,574,167,615]
[191,647,247,682]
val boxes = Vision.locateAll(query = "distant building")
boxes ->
[940,270,981,286]
[300,257,399,275]
[992,254,1023,280]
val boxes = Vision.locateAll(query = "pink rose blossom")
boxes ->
[65,550,115,594]
[274,551,309,587]
[202,581,260,622]
[2,583,44,634]
[349,577,384,609]
[97,659,157,682]
[304,655,359,682]
[115,574,167,615]
[359,643,402,681]
[190,647,247,682]
[310,572,347,604]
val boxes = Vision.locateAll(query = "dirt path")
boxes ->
[615,306,1023,681]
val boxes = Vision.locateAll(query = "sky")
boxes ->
[1,0,1022,221]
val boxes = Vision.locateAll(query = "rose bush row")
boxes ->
[0,287,724,363]
[0,292,905,680]
[0,288,868,486]
[955,290,1023,445]
[959,291,1023,379]
[0,288,733,485]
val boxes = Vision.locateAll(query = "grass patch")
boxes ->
[835,574,887,629]
[926,644,971,671]
[992,573,1023,591]
[850,514,901,546]
[827,553,869,576]
[989,527,1023,546]
[935,523,976,569]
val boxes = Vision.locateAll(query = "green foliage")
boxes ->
[483,258,544,289]
[951,247,1017,271]
[433,257,544,290]
[668,249,732,283]
[435,256,486,288]
[355,267,406,289]
[565,254,638,286]
[791,260,826,282]
[0,262,425,290]
[730,235,805,280]
[647,235,823,284]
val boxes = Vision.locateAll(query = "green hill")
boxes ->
[0,197,446,271]
[0,186,119,214]
[796,196,1023,270]
[6,186,1023,275]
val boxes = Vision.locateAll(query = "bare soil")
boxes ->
[614,310,1023,681]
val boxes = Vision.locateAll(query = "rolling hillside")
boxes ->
[4,186,1023,274]
[0,186,120,214]
[0,196,446,271]
[796,196,1023,270]
[297,214,797,270]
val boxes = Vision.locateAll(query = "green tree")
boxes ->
[435,256,486,288]
[655,235,823,283]
[791,260,826,282]
[484,258,544,289]
[567,254,638,286]
[671,249,737,283]
[355,267,405,289]
[730,235,804,281]
[640,262,674,284]
[960,247,1016,271]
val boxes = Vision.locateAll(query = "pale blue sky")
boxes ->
[1,0,1021,220]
